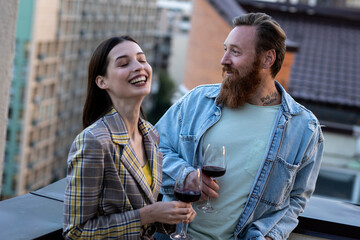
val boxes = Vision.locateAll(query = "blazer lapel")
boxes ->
[103,109,155,203]
[142,126,162,200]
[120,144,155,203]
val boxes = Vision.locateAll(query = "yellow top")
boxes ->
[142,161,153,187]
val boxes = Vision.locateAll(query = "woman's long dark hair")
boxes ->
[82,36,141,129]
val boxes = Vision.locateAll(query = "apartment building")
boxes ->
[2,0,157,198]
[155,0,192,87]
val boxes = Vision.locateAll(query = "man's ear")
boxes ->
[95,76,107,89]
[263,49,276,69]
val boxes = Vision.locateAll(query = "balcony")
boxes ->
[0,178,359,239]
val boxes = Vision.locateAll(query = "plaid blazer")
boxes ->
[63,108,167,239]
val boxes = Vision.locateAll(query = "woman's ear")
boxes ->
[263,49,276,69]
[95,76,107,89]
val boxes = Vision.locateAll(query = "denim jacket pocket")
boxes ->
[260,157,299,206]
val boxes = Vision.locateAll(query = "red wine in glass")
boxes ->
[201,166,226,178]
[197,144,226,214]
[170,166,202,240]
[174,189,201,203]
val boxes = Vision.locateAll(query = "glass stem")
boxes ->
[179,222,188,236]
[205,195,211,208]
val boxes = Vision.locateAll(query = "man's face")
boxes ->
[217,26,263,108]
[220,26,258,80]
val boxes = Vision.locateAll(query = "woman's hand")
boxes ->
[183,202,197,224]
[139,201,196,225]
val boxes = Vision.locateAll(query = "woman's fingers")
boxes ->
[150,201,197,225]
[184,207,197,224]
[174,202,196,224]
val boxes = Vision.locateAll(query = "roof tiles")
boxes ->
[277,15,360,108]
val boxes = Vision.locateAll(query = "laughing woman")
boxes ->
[63,36,196,240]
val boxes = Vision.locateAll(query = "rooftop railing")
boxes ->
[0,178,359,239]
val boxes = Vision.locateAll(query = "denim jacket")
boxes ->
[155,82,324,240]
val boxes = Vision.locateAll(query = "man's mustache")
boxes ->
[222,65,237,77]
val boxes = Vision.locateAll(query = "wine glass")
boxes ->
[170,165,202,240]
[197,144,226,213]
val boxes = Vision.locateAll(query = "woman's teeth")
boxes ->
[129,76,146,84]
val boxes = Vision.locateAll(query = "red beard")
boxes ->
[216,57,262,108]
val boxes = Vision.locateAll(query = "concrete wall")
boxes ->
[0,0,18,194]
[168,33,190,86]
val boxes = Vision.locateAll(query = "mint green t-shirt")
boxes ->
[189,103,280,240]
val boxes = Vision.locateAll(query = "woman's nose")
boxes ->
[132,60,144,71]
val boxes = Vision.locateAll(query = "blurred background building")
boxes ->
[154,0,192,99]
[2,0,158,199]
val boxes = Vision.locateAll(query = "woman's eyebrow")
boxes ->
[115,55,128,62]
[115,52,144,61]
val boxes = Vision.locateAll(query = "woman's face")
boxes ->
[96,40,152,103]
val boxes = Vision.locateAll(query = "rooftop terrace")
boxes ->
[0,178,359,239]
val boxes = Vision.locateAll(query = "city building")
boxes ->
[181,0,360,204]
[154,0,193,92]
[2,0,158,199]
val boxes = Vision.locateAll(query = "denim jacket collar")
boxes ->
[204,84,221,99]
[275,81,303,116]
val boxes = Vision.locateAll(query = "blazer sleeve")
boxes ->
[63,130,142,240]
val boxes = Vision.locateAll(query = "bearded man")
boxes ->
[155,13,324,240]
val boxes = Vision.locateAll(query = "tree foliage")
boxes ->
[147,71,175,125]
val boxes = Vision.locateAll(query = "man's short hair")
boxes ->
[233,13,286,77]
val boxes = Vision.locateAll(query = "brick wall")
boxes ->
[183,0,231,90]
[276,51,295,91]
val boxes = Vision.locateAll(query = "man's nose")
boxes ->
[220,51,231,65]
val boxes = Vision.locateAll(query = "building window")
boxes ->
[314,167,360,204]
